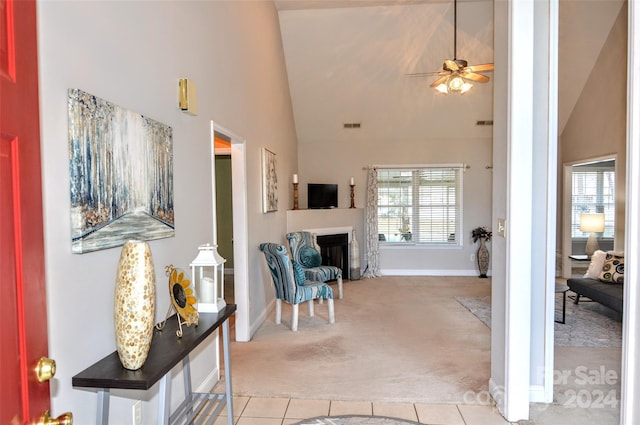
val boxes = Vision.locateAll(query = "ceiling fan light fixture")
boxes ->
[435,83,449,94]
[460,82,473,93]
[434,76,473,94]
[449,76,465,91]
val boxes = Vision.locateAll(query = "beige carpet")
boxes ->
[228,276,492,404]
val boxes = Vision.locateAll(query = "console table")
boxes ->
[72,305,236,425]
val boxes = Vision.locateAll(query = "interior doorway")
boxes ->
[562,156,617,277]
[211,121,250,342]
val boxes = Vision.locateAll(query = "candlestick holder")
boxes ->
[349,184,355,209]
[293,182,299,210]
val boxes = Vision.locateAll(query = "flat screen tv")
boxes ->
[308,183,338,209]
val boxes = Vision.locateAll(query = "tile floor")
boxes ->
[210,396,513,424]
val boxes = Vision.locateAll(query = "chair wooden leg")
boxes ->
[327,298,335,324]
[275,299,282,324]
[337,276,343,299]
[291,304,299,331]
[308,299,314,317]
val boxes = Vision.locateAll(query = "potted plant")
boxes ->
[471,226,492,278]
[399,216,412,241]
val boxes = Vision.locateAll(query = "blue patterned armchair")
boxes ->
[259,243,335,331]
[286,231,343,299]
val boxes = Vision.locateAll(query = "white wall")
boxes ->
[298,136,494,274]
[559,2,627,253]
[279,2,495,275]
[37,1,297,423]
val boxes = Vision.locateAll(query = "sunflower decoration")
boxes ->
[166,265,198,336]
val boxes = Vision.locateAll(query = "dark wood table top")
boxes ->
[72,304,236,390]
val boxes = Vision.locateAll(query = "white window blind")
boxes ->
[377,166,461,244]
[571,166,615,238]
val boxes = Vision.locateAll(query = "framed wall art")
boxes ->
[262,147,278,213]
[68,88,175,253]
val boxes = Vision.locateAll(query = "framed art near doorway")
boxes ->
[262,147,278,213]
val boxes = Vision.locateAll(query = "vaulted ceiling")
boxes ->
[274,0,626,144]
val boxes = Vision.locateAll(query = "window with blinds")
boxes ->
[571,162,615,238]
[377,166,461,245]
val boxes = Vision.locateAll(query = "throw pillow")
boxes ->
[299,246,322,268]
[584,250,606,279]
[292,260,307,285]
[599,253,624,284]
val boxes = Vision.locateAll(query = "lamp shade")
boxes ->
[579,213,605,233]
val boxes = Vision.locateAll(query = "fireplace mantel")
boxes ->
[286,208,364,275]
[304,226,353,242]
[286,209,363,234]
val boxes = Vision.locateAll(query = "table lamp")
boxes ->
[580,213,605,257]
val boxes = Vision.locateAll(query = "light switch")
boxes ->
[497,218,506,237]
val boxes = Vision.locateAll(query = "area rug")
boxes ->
[292,416,420,425]
[455,293,622,348]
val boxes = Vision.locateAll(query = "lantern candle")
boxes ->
[293,174,298,184]
[199,277,215,303]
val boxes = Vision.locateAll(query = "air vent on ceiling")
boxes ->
[476,120,493,126]
[343,122,361,129]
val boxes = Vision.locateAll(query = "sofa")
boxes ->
[567,250,624,318]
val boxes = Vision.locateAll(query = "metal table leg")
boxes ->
[96,389,110,425]
[223,319,234,425]
[158,373,171,425]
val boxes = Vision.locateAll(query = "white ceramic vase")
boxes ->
[114,240,156,370]
[350,229,361,280]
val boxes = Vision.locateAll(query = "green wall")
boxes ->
[216,155,234,268]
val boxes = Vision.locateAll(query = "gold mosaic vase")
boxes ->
[114,240,156,370]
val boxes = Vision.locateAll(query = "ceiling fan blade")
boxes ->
[430,75,449,88]
[463,72,490,83]
[406,71,447,78]
[466,63,494,72]
[444,59,460,71]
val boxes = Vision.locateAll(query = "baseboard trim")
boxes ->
[250,298,276,338]
[380,269,491,277]
[489,377,506,417]
[195,366,220,393]
[529,384,549,403]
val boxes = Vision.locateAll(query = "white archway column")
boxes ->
[491,0,537,421]
[622,1,640,423]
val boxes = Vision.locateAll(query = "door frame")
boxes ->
[621,2,640,422]
[561,154,618,278]
[211,121,250,342]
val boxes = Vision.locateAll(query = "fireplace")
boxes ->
[304,226,352,279]
[316,233,349,279]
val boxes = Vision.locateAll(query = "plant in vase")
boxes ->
[471,226,492,278]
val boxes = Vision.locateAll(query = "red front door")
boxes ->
[1,0,51,423]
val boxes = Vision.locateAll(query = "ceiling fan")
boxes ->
[407,0,494,94]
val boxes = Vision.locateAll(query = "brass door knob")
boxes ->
[35,357,56,383]
[37,411,73,425]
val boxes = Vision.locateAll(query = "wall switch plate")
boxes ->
[497,218,506,237]
[133,400,142,425]
[470,253,476,262]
